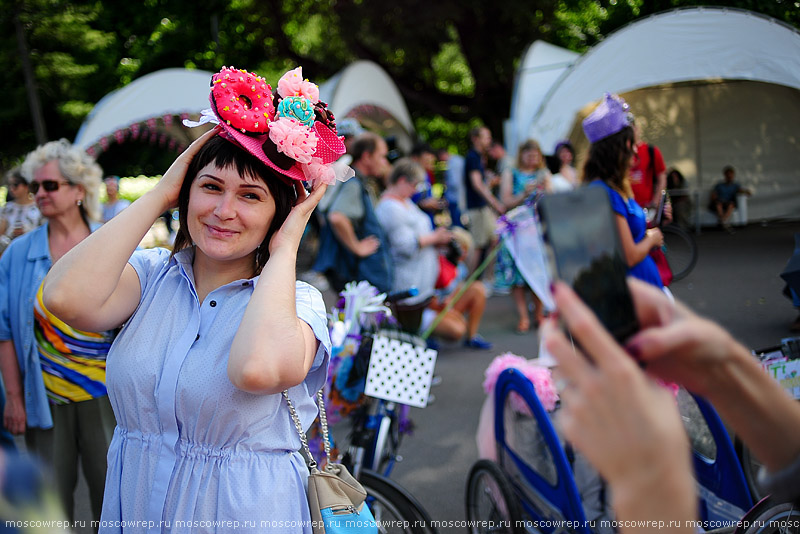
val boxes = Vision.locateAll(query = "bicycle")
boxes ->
[661,223,698,281]
[325,283,438,534]
[647,192,699,281]
[733,337,800,502]
[343,334,419,478]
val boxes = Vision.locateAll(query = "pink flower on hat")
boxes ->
[269,117,318,164]
[278,66,320,103]
[277,67,304,99]
[299,81,319,103]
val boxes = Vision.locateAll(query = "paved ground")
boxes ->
[57,219,800,530]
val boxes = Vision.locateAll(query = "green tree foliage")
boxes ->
[1,0,798,173]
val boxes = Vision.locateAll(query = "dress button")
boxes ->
[242,282,249,287]
[195,334,200,341]
[210,300,217,307]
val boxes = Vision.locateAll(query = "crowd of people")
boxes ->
[1,69,793,534]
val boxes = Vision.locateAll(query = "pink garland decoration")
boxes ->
[483,352,559,412]
[302,157,336,186]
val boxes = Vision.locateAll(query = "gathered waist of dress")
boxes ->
[113,426,297,460]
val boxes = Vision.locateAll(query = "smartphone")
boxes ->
[537,186,639,343]
[653,189,667,226]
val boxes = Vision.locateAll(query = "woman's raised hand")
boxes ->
[542,282,697,530]
[269,180,329,254]
[543,282,690,486]
[152,126,220,210]
[646,227,664,248]
[623,279,745,398]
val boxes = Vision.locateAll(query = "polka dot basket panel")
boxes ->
[364,336,438,408]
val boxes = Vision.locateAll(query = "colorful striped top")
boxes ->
[33,282,115,404]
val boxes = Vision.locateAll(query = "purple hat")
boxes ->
[582,93,633,143]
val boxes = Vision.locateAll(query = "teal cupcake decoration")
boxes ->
[277,96,315,128]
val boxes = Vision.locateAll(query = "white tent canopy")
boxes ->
[74,68,214,150]
[319,60,415,151]
[504,41,579,155]
[510,7,800,222]
[521,8,800,151]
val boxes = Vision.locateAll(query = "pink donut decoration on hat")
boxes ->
[211,67,275,134]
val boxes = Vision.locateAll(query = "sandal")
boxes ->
[515,317,530,335]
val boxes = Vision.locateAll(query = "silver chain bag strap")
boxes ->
[282,389,377,534]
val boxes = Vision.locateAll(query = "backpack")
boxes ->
[313,178,393,293]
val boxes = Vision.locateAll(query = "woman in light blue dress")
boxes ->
[42,66,347,532]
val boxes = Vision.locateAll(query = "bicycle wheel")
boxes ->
[359,470,437,534]
[740,501,800,533]
[465,460,523,534]
[662,224,698,281]
[735,438,765,502]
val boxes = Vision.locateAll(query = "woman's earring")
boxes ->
[77,199,83,207]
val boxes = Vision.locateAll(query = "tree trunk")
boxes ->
[14,6,47,145]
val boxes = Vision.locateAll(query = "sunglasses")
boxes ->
[29,180,73,194]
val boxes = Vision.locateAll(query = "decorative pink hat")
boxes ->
[184,66,353,186]
[582,93,633,144]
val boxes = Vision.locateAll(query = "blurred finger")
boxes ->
[542,317,590,384]
[626,318,707,364]
[627,277,676,329]
[551,282,622,369]
[307,181,328,203]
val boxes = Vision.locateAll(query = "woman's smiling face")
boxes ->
[187,163,276,267]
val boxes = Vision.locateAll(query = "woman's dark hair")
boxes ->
[171,136,295,275]
[582,126,635,195]
[554,141,575,161]
[667,168,685,189]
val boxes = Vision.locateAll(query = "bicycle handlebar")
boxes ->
[385,288,419,303]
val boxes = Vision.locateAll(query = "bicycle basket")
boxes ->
[364,329,437,408]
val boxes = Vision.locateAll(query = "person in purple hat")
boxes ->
[40,66,347,532]
[582,94,665,290]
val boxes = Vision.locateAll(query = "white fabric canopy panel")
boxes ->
[506,41,578,155]
[525,7,800,152]
[319,60,414,151]
[74,68,214,150]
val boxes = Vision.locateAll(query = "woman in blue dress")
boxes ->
[496,139,551,333]
[582,94,664,289]
[41,66,348,533]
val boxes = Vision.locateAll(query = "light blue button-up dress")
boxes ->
[100,248,331,533]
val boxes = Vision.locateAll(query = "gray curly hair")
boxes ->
[21,139,103,222]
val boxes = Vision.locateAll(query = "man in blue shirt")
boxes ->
[709,165,751,233]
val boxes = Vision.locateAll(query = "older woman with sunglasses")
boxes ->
[0,139,115,522]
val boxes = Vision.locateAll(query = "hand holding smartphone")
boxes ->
[537,186,639,343]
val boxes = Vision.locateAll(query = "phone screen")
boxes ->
[538,187,639,343]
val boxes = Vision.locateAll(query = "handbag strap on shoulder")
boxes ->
[282,389,335,472]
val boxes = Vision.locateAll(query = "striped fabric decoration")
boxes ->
[33,282,115,404]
